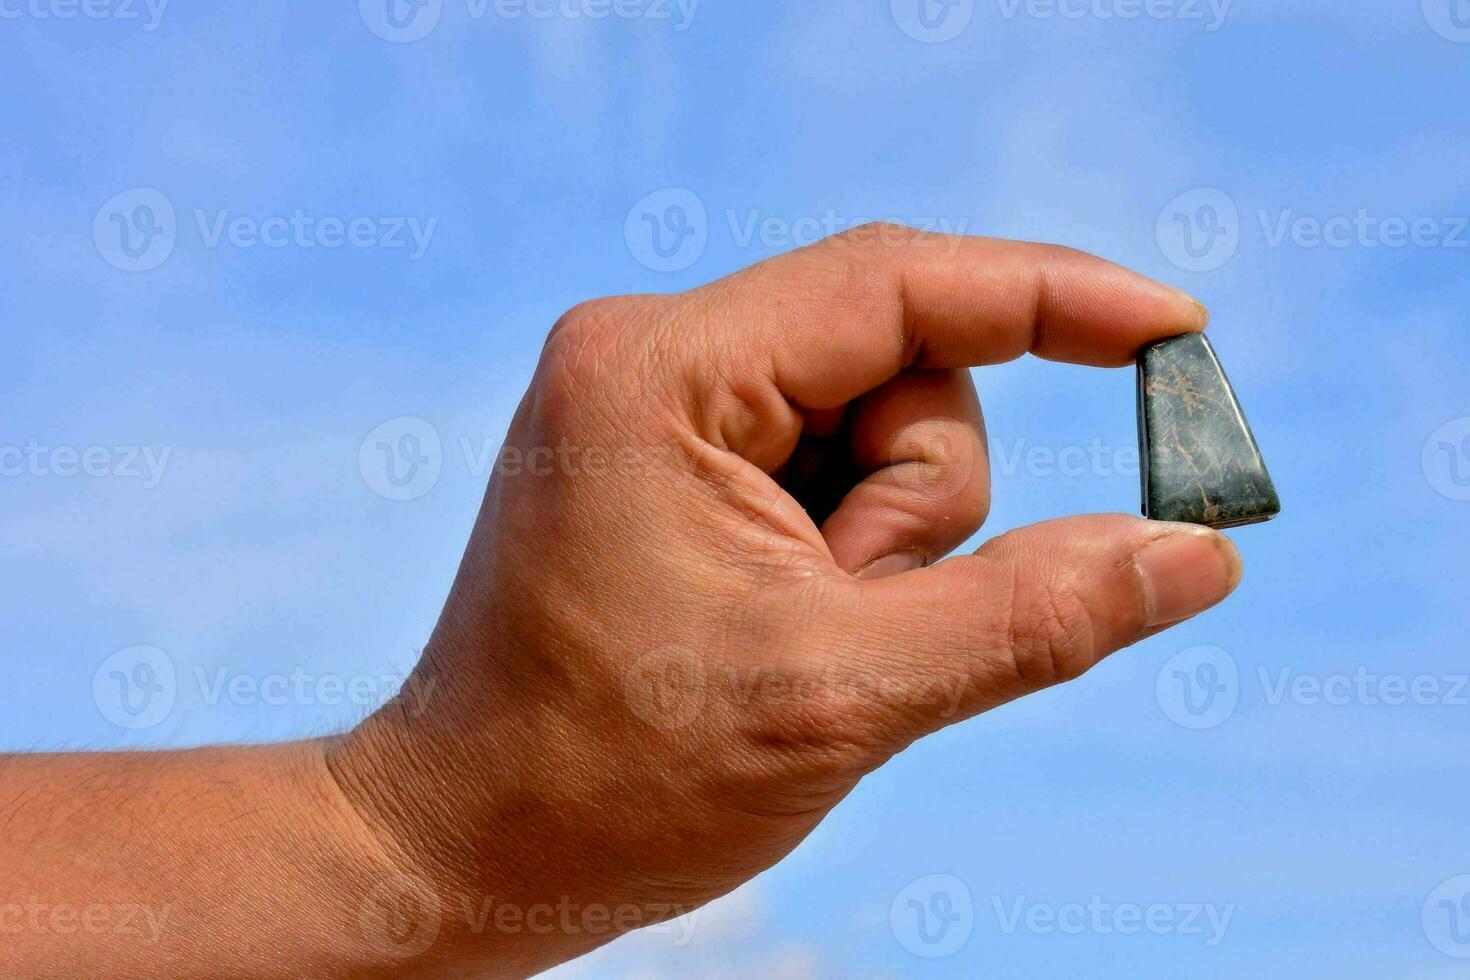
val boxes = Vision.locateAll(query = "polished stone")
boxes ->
[1137,332,1280,529]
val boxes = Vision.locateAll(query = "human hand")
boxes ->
[329,225,1242,975]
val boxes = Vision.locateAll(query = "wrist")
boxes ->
[248,740,459,979]
[323,664,610,977]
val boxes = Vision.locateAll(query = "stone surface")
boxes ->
[1137,333,1280,529]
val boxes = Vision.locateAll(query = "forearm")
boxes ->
[0,710,643,979]
[0,741,421,979]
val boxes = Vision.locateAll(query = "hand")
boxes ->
[328,225,1243,975]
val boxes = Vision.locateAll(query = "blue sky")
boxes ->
[3,0,1470,975]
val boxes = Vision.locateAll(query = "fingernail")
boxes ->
[1134,526,1242,627]
[856,552,925,580]
[1163,283,1210,328]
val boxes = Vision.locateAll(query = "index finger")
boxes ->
[676,223,1208,412]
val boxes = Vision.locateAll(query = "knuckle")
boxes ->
[841,219,916,244]
[820,221,923,264]
[537,296,654,405]
[1029,241,1085,269]
[544,297,627,361]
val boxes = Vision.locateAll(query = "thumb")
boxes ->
[838,514,1242,737]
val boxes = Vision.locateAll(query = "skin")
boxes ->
[1,226,1243,978]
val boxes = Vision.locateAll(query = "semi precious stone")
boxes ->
[1137,332,1280,529]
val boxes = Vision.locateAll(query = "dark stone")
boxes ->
[1137,333,1280,529]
